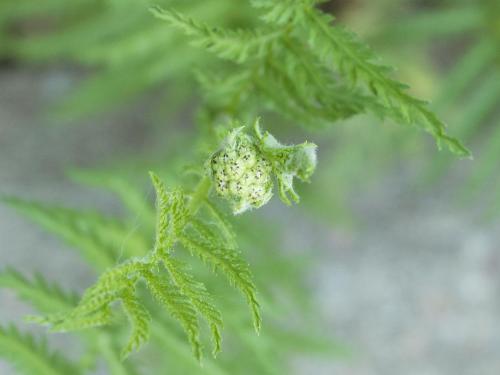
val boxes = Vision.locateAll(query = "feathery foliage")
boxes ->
[150,6,280,64]
[293,0,499,224]
[28,170,262,361]
[362,0,499,216]
[0,158,350,373]
[0,325,81,375]
[0,267,139,374]
[2,0,492,373]
[0,0,257,118]
[152,1,470,157]
[1,0,469,157]
[0,268,78,313]
[1,197,147,270]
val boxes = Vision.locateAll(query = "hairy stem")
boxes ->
[188,176,212,215]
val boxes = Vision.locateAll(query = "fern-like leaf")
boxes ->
[299,7,470,156]
[150,173,223,355]
[149,172,188,249]
[0,268,78,313]
[0,325,82,375]
[1,197,137,270]
[0,269,136,374]
[46,307,113,332]
[251,0,320,25]
[141,270,203,361]
[39,261,140,331]
[67,168,155,230]
[162,256,223,356]
[120,289,152,359]
[179,232,261,333]
[151,6,281,64]
[24,171,261,361]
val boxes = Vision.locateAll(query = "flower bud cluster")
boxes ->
[207,129,273,214]
[206,120,317,214]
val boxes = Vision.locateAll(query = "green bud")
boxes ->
[206,119,317,214]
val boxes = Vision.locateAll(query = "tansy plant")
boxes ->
[21,119,316,362]
[0,0,473,373]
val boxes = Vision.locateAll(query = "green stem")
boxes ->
[187,176,212,215]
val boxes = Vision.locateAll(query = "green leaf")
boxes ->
[0,325,82,375]
[2,197,128,270]
[179,231,261,333]
[142,270,203,361]
[0,268,77,314]
[151,6,281,64]
[298,8,471,157]
[162,256,223,356]
[120,289,152,359]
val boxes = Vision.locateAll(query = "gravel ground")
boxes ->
[1,67,499,375]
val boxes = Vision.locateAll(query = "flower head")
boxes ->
[206,119,317,214]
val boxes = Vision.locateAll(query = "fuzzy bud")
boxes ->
[206,120,317,214]
[207,128,273,214]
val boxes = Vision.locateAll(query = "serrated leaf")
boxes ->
[0,325,82,375]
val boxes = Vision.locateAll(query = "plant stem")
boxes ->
[187,176,211,215]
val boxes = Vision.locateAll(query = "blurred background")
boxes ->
[1,0,499,374]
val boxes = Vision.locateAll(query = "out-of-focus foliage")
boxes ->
[0,0,468,157]
[152,1,469,155]
[1,0,498,373]
[0,325,83,375]
[0,0,257,118]
[304,0,500,224]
